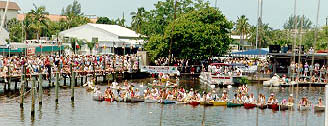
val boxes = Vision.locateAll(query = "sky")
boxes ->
[11,0,328,29]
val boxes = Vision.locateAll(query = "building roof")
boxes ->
[0,1,20,11]
[88,23,142,38]
[17,14,97,23]
[230,35,250,40]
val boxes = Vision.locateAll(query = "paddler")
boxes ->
[287,94,294,104]
[267,93,278,104]
[221,90,229,101]
[317,97,323,107]
[298,96,310,106]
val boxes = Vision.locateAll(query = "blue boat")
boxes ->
[161,100,176,104]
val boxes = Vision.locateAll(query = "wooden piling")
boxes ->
[93,63,96,85]
[81,76,83,86]
[103,58,106,83]
[38,74,43,105]
[55,72,59,103]
[70,63,72,87]
[20,74,25,108]
[31,77,36,116]
[71,72,75,102]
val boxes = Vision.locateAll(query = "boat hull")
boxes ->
[227,102,243,107]
[314,105,325,112]
[244,103,256,109]
[279,105,288,111]
[268,103,279,110]
[189,101,200,106]
[212,101,227,106]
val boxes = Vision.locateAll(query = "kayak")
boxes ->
[287,102,294,110]
[244,103,256,109]
[298,105,310,111]
[131,97,144,103]
[104,98,112,102]
[268,103,279,110]
[200,101,213,106]
[212,101,227,106]
[279,104,288,111]
[93,94,104,101]
[257,104,267,109]
[189,101,200,106]
[314,105,325,112]
[162,100,176,104]
[227,102,243,107]
[144,99,157,103]
[115,97,124,102]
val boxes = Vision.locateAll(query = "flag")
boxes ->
[76,44,80,49]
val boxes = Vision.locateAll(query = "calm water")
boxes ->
[0,78,326,126]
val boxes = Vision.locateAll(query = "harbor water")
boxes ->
[0,78,325,126]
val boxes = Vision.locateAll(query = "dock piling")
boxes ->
[55,72,59,103]
[38,74,43,105]
[71,72,75,102]
[20,74,25,108]
[31,77,36,116]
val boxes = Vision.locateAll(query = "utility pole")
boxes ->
[310,0,320,76]
[255,0,263,49]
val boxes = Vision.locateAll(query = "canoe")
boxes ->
[162,100,176,104]
[177,101,187,104]
[189,101,200,106]
[124,97,132,102]
[144,99,157,103]
[279,104,288,111]
[212,101,227,106]
[227,102,243,107]
[257,104,267,109]
[314,105,325,112]
[244,103,256,109]
[104,98,112,102]
[268,103,279,110]
[93,95,104,101]
[287,103,294,110]
[115,97,124,102]
[131,98,144,103]
[200,101,213,106]
[298,105,311,111]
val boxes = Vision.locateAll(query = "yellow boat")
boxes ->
[211,101,227,106]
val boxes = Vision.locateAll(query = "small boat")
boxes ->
[115,97,124,102]
[162,100,176,104]
[279,104,288,111]
[244,103,256,109]
[287,102,294,110]
[200,101,213,106]
[124,97,132,103]
[189,101,200,106]
[227,102,243,107]
[104,98,112,102]
[257,104,267,109]
[131,97,144,103]
[314,105,325,112]
[212,101,227,106]
[298,105,311,111]
[268,103,279,110]
[93,94,104,101]
[144,99,157,103]
[176,101,187,104]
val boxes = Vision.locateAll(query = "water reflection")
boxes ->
[20,107,24,123]
[38,105,42,120]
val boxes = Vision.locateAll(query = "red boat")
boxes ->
[189,101,200,106]
[244,103,256,109]
[104,98,112,102]
[268,103,279,110]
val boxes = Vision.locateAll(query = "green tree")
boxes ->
[61,0,82,16]
[6,18,24,42]
[27,4,49,40]
[96,17,116,24]
[130,7,145,33]
[145,6,233,60]
[87,41,96,54]
[235,15,250,47]
[283,15,312,30]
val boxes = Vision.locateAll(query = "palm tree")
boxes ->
[130,7,145,33]
[87,41,96,55]
[235,15,250,50]
[26,4,49,40]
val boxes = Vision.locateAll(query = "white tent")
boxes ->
[59,23,145,55]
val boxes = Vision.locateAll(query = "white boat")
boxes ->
[144,99,157,103]
[200,63,236,87]
[298,105,311,111]
[93,93,104,101]
[263,75,282,87]
[314,105,325,112]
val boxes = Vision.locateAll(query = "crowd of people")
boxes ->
[0,54,140,80]
[290,61,328,83]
